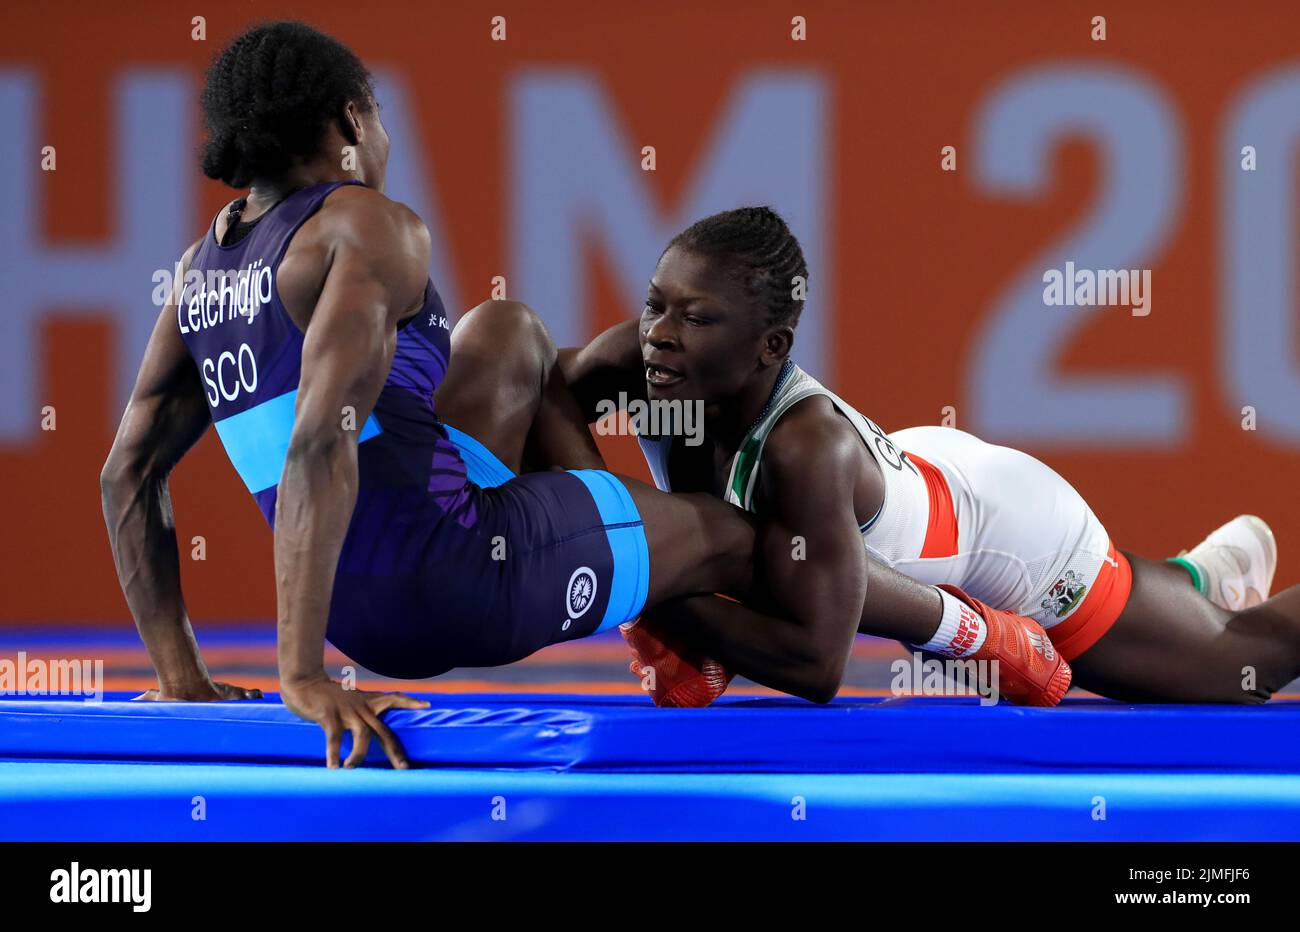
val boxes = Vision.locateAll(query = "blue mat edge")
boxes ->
[3,693,1300,774]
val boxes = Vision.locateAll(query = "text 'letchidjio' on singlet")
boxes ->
[165,261,273,409]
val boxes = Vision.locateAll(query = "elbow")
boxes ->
[99,454,144,497]
[98,461,118,494]
[279,431,354,497]
[794,640,850,705]
[284,430,345,468]
[799,673,842,706]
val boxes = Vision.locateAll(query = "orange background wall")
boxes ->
[4,0,1297,623]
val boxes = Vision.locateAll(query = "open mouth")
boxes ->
[645,362,684,387]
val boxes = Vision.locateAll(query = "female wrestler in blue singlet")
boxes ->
[100,22,772,768]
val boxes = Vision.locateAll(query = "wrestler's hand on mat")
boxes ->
[134,680,264,702]
[279,674,430,770]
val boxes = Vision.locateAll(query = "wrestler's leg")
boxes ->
[1070,553,1300,703]
[434,300,756,602]
[434,300,604,472]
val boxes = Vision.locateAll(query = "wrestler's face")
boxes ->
[641,246,784,406]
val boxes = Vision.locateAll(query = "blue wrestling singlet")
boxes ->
[178,181,648,677]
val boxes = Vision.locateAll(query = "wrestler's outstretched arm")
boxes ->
[101,241,262,702]
[272,192,433,768]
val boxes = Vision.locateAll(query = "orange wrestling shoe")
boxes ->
[938,585,1072,707]
[621,618,734,708]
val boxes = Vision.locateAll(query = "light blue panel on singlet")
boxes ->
[214,389,382,493]
[566,469,650,632]
[442,424,516,489]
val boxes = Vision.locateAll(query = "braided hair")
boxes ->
[199,21,374,188]
[665,207,809,328]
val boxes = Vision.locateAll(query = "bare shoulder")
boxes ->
[757,391,878,526]
[316,185,430,261]
[180,237,203,267]
[165,239,204,308]
[284,185,431,315]
[276,186,432,325]
[763,393,865,484]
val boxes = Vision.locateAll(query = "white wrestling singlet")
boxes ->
[637,363,1132,660]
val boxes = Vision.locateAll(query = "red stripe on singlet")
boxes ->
[907,452,958,559]
[1046,540,1133,661]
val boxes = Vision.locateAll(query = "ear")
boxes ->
[339,100,364,146]
[762,326,795,366]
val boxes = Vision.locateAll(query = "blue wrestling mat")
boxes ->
[3,693,1300,841]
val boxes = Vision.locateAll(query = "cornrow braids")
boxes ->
[666,206,809,328]
[199,21,374,188]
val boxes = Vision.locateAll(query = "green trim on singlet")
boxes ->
[730,434,763,506]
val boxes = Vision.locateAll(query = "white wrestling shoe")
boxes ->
[1175,515,1278,611]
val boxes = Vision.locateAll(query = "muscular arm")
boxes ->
[645,410,877,702]
[557,319,645,422]
[274,194,430,689]
[100,241,231,696]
